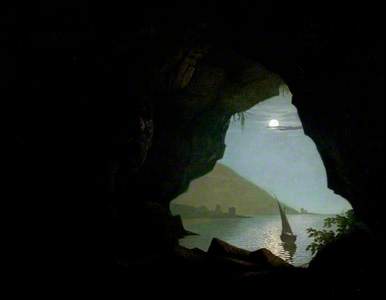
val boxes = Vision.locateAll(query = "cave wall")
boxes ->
[6,2,384,281]
[109,47,284,257]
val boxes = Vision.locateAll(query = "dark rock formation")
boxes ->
[308,224,380,296]
[249,248,293,270]
[208,238,251,260]
[5,1,383,295]
[208,238,292,270]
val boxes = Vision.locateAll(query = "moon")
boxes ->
[269,119,280,127]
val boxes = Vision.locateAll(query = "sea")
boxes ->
[179,214,335,266]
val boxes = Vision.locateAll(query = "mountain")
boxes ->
[171,163,298,216]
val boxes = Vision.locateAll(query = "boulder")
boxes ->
[249,248,293,269]
[208,238,293,270]
[208,238,251,260]
[172,245,207,264]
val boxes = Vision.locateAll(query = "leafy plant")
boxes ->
[306,209,356,255]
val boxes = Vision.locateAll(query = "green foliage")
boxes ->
[306,210,356,255]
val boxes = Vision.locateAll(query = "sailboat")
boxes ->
[277,201,297,244]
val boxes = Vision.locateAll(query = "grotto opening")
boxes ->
[172,86,352,266]
[6,1,384,296]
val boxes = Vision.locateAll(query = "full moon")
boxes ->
[269,119,280,127]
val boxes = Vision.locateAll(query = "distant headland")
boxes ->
[171,163,299,216]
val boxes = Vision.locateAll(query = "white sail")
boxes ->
[277,201,294,235]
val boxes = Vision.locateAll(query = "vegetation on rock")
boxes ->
[307,209,356,255]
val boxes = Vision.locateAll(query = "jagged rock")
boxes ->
[8,3,383,294]
[171,214,198,238]
[191,247,206,255]
[160,46,209,92]
[249,248,293,269]
[208,238,293,270]
[172,245,207,265]
[208,238,251,259]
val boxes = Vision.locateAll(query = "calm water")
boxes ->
[179,214,334,266]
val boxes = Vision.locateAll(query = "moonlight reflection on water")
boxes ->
[179,214,333,266]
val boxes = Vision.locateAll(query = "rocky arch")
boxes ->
[8,1,383,295]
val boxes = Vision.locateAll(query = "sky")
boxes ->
[220,87,352,214]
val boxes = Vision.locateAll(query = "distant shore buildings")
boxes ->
[300,208,309,214]
[213,204,239,218]
[171,203,246,219]
[228,207,236,217]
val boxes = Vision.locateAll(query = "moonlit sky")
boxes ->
[220,88,352,214]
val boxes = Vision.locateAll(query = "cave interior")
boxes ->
[7,1,384,296]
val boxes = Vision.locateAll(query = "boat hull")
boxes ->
[280,233,297,243]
